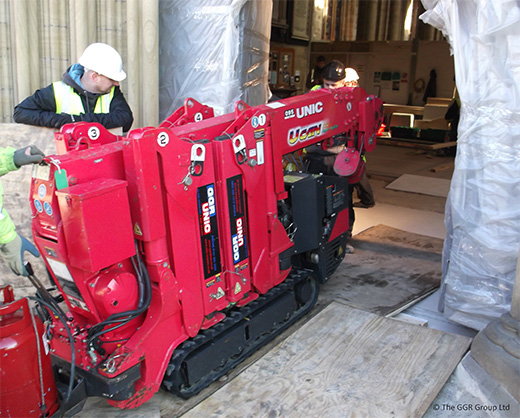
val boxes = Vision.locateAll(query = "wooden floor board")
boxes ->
[183,302,471,418]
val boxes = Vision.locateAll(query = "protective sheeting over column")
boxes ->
[420,0,520,330]
[158,0,272,120]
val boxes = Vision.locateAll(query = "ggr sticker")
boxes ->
[197,183,221,279]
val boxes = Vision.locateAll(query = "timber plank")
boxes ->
[183,302,471,418]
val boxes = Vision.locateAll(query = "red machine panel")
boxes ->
[212,137,253,303]
[153,129,229,332]
[159,97,215,128]
[221,109,294,293]
[56,178,135,272]
[31,165,63,241]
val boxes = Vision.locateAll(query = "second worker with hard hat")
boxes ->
[14,42,133,133]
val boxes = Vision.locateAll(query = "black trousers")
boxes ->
[353,172,374,206]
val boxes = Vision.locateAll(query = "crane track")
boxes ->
[162,269,319,398]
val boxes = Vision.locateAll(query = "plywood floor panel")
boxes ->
[183,302,471,418]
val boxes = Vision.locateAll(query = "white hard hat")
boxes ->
[78,43,126,82]
[345,68,359,82]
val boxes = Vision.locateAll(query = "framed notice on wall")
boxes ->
[291,0,312,41]
[269,47,294,89]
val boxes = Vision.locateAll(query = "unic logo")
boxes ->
[202,185,216,234]
[296,101,323,119]
[288,121,324,145]
[232,217,245,262]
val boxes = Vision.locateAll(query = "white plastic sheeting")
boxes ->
[420,0,520,330]
[158,0,272,120]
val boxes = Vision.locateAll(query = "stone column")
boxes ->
[470,249,520,401]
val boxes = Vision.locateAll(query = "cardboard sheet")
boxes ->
[386,174,450,197]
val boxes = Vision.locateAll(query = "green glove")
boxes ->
[0,234,40,276]
[13,145,45,168]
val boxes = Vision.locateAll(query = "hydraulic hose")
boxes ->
[87,243,152,351]
[28,297,75,403]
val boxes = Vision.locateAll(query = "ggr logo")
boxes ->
[202,185,216,234]
[232,218,245,262]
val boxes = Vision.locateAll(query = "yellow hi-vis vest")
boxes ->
[53,82,114,115]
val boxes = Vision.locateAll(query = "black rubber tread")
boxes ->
[161,269,318,398]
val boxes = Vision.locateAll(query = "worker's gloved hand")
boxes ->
[13,145,45,167]
[0,234,40,276]
[54,113,82,129]
[63,113,83,123]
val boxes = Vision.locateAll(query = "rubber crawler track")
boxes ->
[162,269,319,398]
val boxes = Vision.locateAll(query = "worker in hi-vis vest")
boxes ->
[310,61,359,91]
[14,43,133,133]
[0,145,44,276]
[305,60,375,254]
[310,61,375,209]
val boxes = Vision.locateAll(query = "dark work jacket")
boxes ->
[13,65,133,132]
